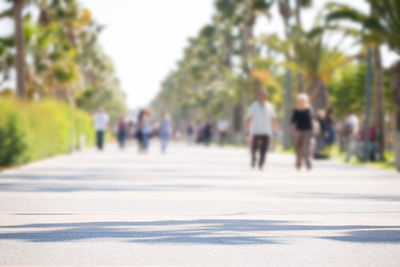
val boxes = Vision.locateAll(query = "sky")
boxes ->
[1,0,398,109]
[80,0,398,110]
[80,0,215,110]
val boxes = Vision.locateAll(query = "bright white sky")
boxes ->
[80,0,398,109]
[1,0,398,109]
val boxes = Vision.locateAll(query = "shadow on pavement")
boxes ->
[321,230,400,243]
[0,219,399,245]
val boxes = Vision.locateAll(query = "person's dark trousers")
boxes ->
[118,132,126,149]
[96,130,104,150]
[251,135,269,168]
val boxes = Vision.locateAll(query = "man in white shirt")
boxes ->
[245,91,278,170]
[93,107,109,150]
[344,111,359,162]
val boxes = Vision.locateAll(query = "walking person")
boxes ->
[136,110,145,152]
[159,111,170,154]
[291,94,313,170]
[142,109,153,152]
[93,107,109,151]
[245,90,278,170]
[217,118,229,146]
[117,115,127,149]
[187,122,194,145]
[203,121,213,146]
[343,111,360,162]
[315,109,327,158]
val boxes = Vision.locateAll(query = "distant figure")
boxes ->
[93,107,109,150]
[217,119,229,146]
[117,115,127,149]
[203,121,213,146]
[245,90,278,170]
[323,108,335,147]
[159,111,170,154]
[136,110,145,152]
[291,94,313,170]
[343,111,359,162]
[187,122,194,145]
[142,109,153,152]
[315,109,327,158]
[358,121,377,161]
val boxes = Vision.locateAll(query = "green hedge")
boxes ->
[0,99,94,167]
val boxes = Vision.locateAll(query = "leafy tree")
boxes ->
[326,0,400,169]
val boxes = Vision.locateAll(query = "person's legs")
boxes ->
[96,131,100,150]
[119,132,126,149]
[345,136,355,162]
[258,135,269,169]
[293,130,302,169]
[142,134,149,151]
[251,136,259,168]
[303,131,312,169]
[221,132,227,146]
[161,134,168,154]
[118,133,122,149]
[96,131,104,150]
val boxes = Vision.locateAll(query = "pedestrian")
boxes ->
[187,122,194,145]
[217,118,229,146]
[315,109,327,158]
[142,109,153,152]
[159,111,170,154]
[93,107,109,151]
[136,110,145,152]
[343,111,360,162]
[245,90,278,170]
[358,119,377,161]
[291,94,313,170]
[117,115,127,149]
[203,121,213,146]
[323,108,335,147]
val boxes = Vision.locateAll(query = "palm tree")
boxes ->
[5,0,26,98]
[326,0,400,170]
[294,0,312,93]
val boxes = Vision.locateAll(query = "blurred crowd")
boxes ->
[92,91,379,170]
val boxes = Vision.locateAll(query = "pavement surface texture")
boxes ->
[0,142,399,266]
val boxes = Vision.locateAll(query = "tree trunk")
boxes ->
[295,0,302,26]
[391,61,400,171]
[296,72,304,93]
[232,102,243,143]
[241,12,255,75]
[14,0,25,98]
[294,0,305,94]
[308,78,328,111]
[280,0,292,149]
[372,46,385,160]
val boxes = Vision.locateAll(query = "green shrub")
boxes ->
[0,99,94,167]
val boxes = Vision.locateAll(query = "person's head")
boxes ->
[161,110,168,118]
[346,110,353,117]
[317,109,326,119]
[257,90,267,104]
[97,107,104,113]
[119,115,125,122]
[297,93,309,109]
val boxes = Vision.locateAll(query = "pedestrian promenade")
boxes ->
[0,143,399,266]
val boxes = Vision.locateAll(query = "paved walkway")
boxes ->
[0,142,399,266]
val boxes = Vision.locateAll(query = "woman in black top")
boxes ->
[291,94,313,170]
